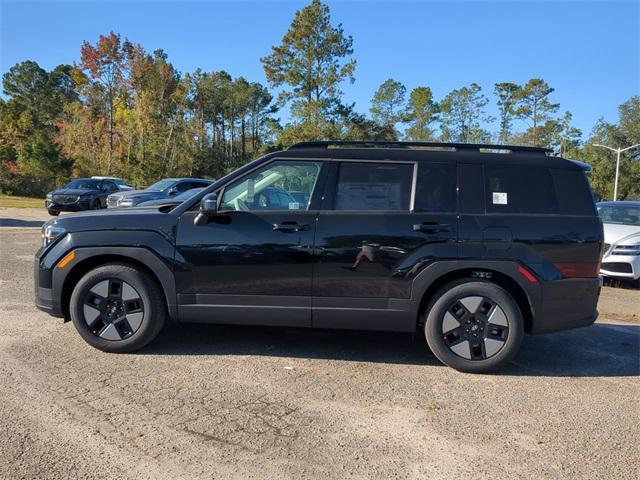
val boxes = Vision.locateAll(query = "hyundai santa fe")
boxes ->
[35,141,603,373]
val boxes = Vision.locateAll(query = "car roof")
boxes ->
[268,141,586,170]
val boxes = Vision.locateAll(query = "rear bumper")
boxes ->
[529,277,601,334]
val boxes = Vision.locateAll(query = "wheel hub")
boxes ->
[82,279,144,341]
[441,296,509,360]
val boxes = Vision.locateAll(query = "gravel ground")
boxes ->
[1,228,639,480]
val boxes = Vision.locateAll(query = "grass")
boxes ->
[0,194,43,208]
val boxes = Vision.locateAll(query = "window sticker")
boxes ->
[492,192,508,205]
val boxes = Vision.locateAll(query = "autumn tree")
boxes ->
[439,83,492,143]
[261,0,355,142]
[404,86,438,141]
[79,31,129,174]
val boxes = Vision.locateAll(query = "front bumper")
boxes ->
[34,253,63,317]
[600,254,640,280]
[46,199,93,212]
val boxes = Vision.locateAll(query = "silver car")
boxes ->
[597,201,640,286]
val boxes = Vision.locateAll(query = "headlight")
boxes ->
[46,192,52,200]
[42,224,66,247]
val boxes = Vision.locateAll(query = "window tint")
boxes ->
[334,162,413,211]
[414,162,457,212]
[174,182,193,193]
[221,161,321,211]
[485,166,557,214]
[552,169,596,215]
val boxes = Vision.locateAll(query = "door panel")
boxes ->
[311,160,459,331]
[313,212,458,299]
[175,210,316,326]
[174,159,326,327]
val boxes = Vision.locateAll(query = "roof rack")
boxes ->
[288,141,552,154]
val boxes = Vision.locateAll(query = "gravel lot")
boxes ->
[0,222,639,479]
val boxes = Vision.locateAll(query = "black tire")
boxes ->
[91,199,102,210]
[48,210,59,216]
[423,279,524,373]
[69,263,166,353]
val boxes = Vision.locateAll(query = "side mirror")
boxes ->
[194,192,218,226]
[168,187,179,196]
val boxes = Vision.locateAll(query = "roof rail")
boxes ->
[287,141,552,154]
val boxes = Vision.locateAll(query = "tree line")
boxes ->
[1,0,638,200]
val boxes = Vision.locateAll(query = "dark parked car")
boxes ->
[45,178,119,216]
[107,178,213,208]
[137,187,206,208]
[35,141,603,373]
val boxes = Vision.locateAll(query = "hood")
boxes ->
[602,222,640,244]
[43,207,177,235]
[109,189,159,199]
[52,188,100,196]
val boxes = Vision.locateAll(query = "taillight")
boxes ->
[518,265,538,283]
[553,262,600,279]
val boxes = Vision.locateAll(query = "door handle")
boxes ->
[413,222,451,233]
[273,222,310,233]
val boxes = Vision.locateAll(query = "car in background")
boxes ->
[91,176,133,191]
[137,187,206,208]
[45,178,119,216]
[107,178,213,208]
[597,201,640,286]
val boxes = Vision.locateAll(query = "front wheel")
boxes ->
[423,279,524,373]
[48,209,59,216]
[69,263,166,352]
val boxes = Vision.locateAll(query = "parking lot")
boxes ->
[1,210,639,480]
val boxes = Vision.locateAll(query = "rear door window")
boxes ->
[484,166,558,214]
[333,162,413,211]
[414,162,457,213]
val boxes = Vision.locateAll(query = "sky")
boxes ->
[1,0,638,138]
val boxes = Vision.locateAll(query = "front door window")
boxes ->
[220,161,321,211]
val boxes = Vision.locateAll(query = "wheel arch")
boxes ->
[415,265,535,333]
[57,250,176,321]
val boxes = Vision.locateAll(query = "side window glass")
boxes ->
[414,162,457,212]
[334,162,413,211]
[175,182,192,193]
[485,166,558,214]
[220,161,321,211]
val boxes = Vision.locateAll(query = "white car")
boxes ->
[597,201,640,285]
[91,176,133,191]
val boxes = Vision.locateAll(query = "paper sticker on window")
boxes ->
[492,192,508,205]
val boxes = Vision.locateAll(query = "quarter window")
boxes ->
[334,162,413,211]
[485,166,557,214]
[220,161,321,211]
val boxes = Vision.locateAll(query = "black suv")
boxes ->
[45,178,120,215]
[35,142,603,372]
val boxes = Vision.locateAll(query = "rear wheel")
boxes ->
[423,279,524,373]
[69,263,166,352]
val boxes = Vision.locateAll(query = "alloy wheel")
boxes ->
[82,279,144,341]
[441,296,509,360]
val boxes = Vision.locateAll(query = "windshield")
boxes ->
[146,179,176,192]
[175,188,204,201]
[597,204,640,226]
[65,179,101,190]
